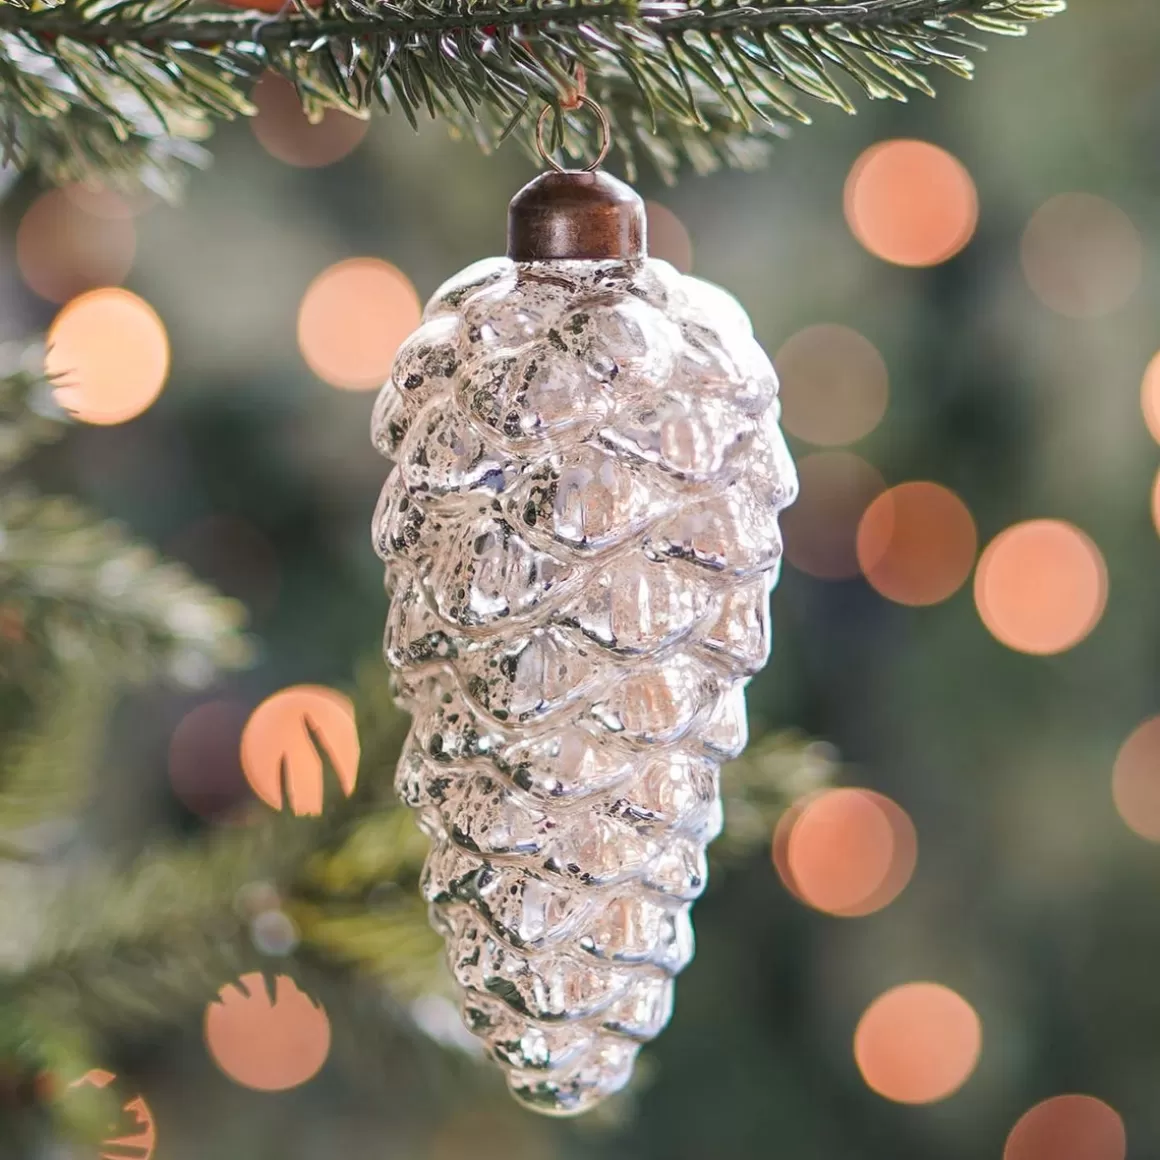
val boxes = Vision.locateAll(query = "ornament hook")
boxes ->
[535,92,611,174]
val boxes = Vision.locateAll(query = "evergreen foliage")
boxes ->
[0,0,1063,191]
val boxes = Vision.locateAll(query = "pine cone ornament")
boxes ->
[371,171,796,1115]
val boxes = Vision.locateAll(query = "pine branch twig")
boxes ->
[0,344,70,475]
[0,669,112,835]
[0,0,1065,189]
[0,491,253,683]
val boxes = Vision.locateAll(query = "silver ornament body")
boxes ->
[371,253,797,1115]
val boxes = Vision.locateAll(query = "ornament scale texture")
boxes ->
[372,252,797,1114]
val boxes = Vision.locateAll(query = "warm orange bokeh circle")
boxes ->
[17,189,135,304]
[857,482,977,606]
[1141,353,1160,446]
[1021,194,1142,319]
[854,982,981,1104]
[781,452,886,580]
[68,1069,156,1160]
[240,685,360,815]
[298,258,421,390]
[1112,716,1160,842]
[974,520,1107,655]
[204,973,332,1092]
[1003,1095,1126,1160]
[251,73,367,168]
[46,289,170,425]
[775,324,889,448]
[845,140,978,267]
[775,788,917,917]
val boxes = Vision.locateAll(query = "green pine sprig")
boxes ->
[0,0,1065,190]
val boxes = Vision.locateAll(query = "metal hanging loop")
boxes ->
[535,93,611,174]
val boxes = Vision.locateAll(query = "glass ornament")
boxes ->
[372,168,796,1115]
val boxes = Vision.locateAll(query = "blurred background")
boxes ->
[3,0,1160,1156]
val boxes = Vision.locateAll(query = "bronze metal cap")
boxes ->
[507,170,647,262]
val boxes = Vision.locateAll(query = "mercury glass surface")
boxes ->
[371,254,797,1115]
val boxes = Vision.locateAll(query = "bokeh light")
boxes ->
[68,1069,156,1160]
[771,795,809,900]
[45,288,170,425]
[974,520,1107,655]
[854,982,982,1104]
[240,685,360,815]
[251,73,368,168]
[17,189,135,304]
[250,909,300,957]
[845,140,978,267]
[1112,716,1160,841]
[1021,194,1142,318]
[1004,1095,1126,1160]
[781,452,886,579]
[204,973,331,1092]
[776,788,917,916]
[297,258,421,390]
[1141,353,1160,445]
[775,324,889,447]
[857,482,977,606]
[645,201,693,273]
[169,701,252,821]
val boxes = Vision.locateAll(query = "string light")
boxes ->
[974,520,1107,655]
[857,482,977,606]
[298,258,421,390]
[67,1069,157,1160]
[1021,194,1142,318]
[1003,1095,1126,1160]
[168,700,251,821]
[1112,716,1160,841]
[46,288,170,425]
[775,788,917,917]
[854,982,982,1104]
[251,72,368,168]
[204,974,331,1092]
[775,324,889,447]
[240,685,360,815]
[1140,353,1160,445]
[845,140,978,267]
[781,452,886,579]
[17,189,135,304]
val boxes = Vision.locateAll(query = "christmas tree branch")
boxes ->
[0,1,1064,55]
[0,344,69,475]
[0,344,253,681]
[0,670,112,836]
[0,491,253,681]
[0,0,1064,189]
